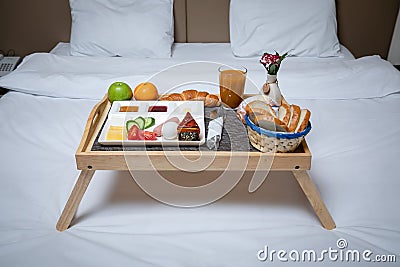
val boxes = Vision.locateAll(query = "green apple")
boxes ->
[108,82,133,102]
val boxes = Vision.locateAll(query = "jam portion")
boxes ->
[148,106,168,112]
[119,106,139,112]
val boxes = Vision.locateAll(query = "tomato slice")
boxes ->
[128,126,156,141]
[138,129,145,140]
[127,125,140,140]
[143,131,157,140]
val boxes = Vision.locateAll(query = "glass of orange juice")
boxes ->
[218,66,247,109]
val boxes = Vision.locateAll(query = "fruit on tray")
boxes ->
[108,82,133,103]
[126,116,155,131]
[177,112,200,141]
[159,89,220,107]
[106,126,124,140]
[127,125,157,141]
[134,82,159,100]
[246,100,311,133]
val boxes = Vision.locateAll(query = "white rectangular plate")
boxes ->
[99,101,205,146]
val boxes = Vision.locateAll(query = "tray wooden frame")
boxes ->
[56,95,335,231]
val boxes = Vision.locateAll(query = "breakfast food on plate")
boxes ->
[124,116,157,141]
[134,82,159,100]
[148,105,168,112]
[126,116,155,131]
[127,125,157,141]
[159,89,220,107]
[246,101,311,133]
[119,106,139,112]
[177,112,201,141]
[106,126,124,140]
[162,121,179,140]
[153,117,180,137]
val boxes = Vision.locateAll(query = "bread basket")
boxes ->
[244,115,311,153]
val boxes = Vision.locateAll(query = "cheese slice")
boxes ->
[106,126,124,140]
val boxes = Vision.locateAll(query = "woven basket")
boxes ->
[244,115,311,153]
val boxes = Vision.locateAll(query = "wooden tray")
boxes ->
[75,94,312,172]
[56,94,335,232]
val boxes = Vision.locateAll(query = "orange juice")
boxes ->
[219,68,247,109]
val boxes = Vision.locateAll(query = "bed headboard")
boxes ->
[0,0,399,58]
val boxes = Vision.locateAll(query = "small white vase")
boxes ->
[264,74,282,106]
[268,83,282,106]
[266,74,277,84]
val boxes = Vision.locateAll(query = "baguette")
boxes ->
[159,89,220,107]
[288,104,301,132]
[295,109,311,133]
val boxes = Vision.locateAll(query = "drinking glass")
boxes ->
[218,66,247,109]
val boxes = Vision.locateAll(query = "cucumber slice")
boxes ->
[144,117,155,129]
[126,120,140,132]
[133,116,146,130]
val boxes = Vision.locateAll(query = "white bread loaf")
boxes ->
[249,112,289,132]
[245,99,311,134]
[295,109,311,133]
[288,105,301,132]
[278,104,291,125]
[245,100,277,118]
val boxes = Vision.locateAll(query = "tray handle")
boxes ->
[76,94,109,152]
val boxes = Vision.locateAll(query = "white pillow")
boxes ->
[69,0,174,58]
[230,0,341,58]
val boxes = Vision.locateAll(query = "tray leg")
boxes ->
[292,170,336,230]
[56,170,95,232]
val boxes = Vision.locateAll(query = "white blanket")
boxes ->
[2,44,398,100]
[1,91,399,266]
[279,55,400,99]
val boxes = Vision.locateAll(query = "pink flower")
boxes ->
[259,51,289,75]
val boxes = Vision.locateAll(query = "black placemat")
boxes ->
[91,107,257,152]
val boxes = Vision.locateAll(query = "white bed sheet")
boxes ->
[0,43,400,267]
[50,42,356,60]
[4,43,399,101]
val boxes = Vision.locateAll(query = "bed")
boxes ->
[1,0,400,266]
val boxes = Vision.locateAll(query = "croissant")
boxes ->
[159,89,220,107]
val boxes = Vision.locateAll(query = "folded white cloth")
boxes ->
[206,116,224,150]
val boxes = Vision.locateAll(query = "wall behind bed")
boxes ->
[0,0,399,59]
